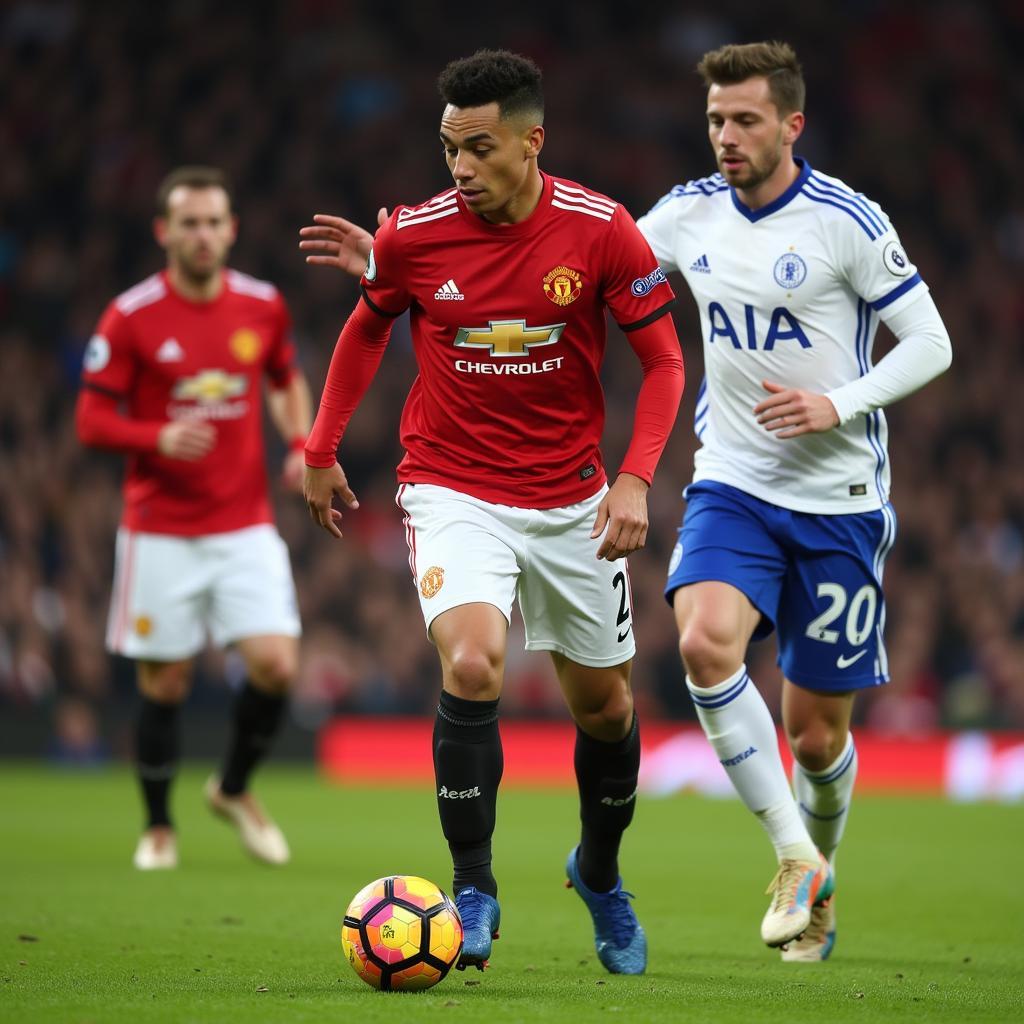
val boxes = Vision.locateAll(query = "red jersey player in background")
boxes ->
[302,51,684,974]
[76,166,312,871]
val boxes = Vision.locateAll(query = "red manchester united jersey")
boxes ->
[360,173,676,508]
[81,269,297,535]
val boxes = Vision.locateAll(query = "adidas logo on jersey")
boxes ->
[156,337,185,362]
[689,254,711,274]
[434,279,464,301]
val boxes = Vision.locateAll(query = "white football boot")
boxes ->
[133,828,178,870]
[781,896,836,961]
[204,776,290,865]
[761,853,834,947]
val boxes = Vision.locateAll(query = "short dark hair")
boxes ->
[156,166,232,217]
[437,49,544,122]
[697,41,805,115]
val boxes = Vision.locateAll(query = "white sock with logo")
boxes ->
[793,732,857,865]
[688,666,818,863]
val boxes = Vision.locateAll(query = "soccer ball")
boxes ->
[341,875,463,991]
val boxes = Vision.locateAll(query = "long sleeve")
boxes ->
[617,313,686,484]
[304,298,395,467]
[75,386,164,454]
[826,291,952,426]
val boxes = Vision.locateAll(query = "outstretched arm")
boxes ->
[298,209,388,278]
[303,299,394,538]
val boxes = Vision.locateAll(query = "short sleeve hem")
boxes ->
[360,285,407,319]
[618,299,677,333]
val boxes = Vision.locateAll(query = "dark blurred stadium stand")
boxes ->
[2,1,1022,758]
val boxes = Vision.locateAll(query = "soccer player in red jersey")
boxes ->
[76,167,312,871]
[301,52,684,974]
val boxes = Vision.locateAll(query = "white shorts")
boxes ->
[106,524,301,661]
[396,483,636,668]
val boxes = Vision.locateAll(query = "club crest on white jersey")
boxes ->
[773,252,807,289]
[637,158,928,515]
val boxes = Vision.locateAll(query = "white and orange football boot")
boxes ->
[761,853,834,948]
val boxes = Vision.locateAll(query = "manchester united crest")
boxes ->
[229,328,262,363]
[420,566,445,599]
[543,265,582,307]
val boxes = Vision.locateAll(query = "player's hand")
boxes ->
[298,209,388,278]
[281,449,305,493]
[303,462,359,539]
[157,420,216,460]
[754,380,840,438]
[591,473,649,561]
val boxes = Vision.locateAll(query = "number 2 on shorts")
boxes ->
[612,571,631,643]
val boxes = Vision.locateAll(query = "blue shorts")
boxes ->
[664,481,897,692]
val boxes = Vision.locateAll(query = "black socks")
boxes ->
[220,683,287,797]
[574,713,641,893]
[136,697,181,828]
[432,690,503,898]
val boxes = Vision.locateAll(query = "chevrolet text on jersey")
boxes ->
[80,269,297,535]
[358,173,676,509]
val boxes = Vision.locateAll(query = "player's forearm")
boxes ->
[618,316,686,484]
[304,300,393,467]
[268,372,313,448]
[75,387,164,453]
[826,292,952,425]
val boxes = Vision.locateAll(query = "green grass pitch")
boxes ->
[2,765,1022,1023]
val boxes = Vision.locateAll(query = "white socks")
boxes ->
[793,732,857,864]
[688,666,817,863]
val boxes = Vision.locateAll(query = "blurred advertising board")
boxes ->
[319,719,1024,802]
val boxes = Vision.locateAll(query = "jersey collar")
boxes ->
[162,268,229,307]
[456,172,553,237]
[729,157,811,223]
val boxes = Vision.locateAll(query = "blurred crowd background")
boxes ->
[2,0,1023,760]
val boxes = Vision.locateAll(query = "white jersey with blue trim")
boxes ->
[636,158,927,514]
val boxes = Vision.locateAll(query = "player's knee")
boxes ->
[138,664,191,704]
[789,724,843,773]
[245,650,297,694]
[677,620,737,685]
[445,648,502,701]
[575,689,634,742]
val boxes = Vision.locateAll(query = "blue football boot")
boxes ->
[455,886,501,971]
[565,846,647,974]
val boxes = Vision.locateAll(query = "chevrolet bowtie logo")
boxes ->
[172,370,248,404]
[453,319,565,357]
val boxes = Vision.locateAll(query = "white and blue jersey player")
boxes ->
[636,42,951,961]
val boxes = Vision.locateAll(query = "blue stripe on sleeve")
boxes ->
[870,273,923,311]
[801,181,879,239]
[807,174,887,234]
[855,301,888,502]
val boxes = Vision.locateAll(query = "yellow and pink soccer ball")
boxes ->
[341,875,463,991]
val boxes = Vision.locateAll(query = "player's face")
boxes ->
[156,186,237,282]
[706,77,801,191]
[440,103,544,224]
